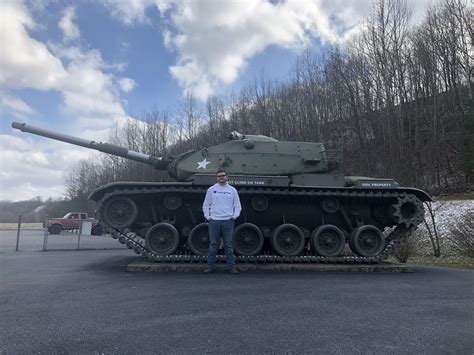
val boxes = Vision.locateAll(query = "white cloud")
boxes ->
[159,0,343,100]
[100,0,156,25]
[0,1,67,90]
[3,1,132,124]
[2,95,34,115]
[53,45,128,124]
[60,58,126,118]
[104,0,433,101]
[0,1,139,201]
[0,133,110,201]
[103,0,345,100]
[1,1,132,129]
[0,137,66,200]
[118,78,136,93]
[0,134,31,151]
[59,6,80,41]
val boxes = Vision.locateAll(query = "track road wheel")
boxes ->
[49,224,62,235]
[349,225,385,257]
[271,224,305,256]
[311,225,346,257]
[145,223,180,256]
[233,223,264,256]
[187,223,210,256]
[102,197,138,229]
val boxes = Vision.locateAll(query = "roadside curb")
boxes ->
[127,261,414,273]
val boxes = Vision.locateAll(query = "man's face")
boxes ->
[216,172,227,184]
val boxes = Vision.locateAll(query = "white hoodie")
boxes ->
[202,183,242,220]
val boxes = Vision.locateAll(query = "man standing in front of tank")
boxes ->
[202,169,241,274]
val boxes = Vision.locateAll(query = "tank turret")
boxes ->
[12,122,340,181]
[11,120,431,263]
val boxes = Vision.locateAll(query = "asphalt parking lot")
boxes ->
[0,229,125,251]
[1,230,473,354]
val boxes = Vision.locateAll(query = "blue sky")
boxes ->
[0,0,432,201]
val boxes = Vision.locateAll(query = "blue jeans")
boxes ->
[208,219,235,269]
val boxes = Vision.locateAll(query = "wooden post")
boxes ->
[15,215,22,251]
[42,216,49,251]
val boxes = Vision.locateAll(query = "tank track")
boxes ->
[98,185,421,264]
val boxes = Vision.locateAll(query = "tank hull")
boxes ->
[91,178,429,263]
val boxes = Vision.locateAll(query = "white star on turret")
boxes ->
[197,158,211,170]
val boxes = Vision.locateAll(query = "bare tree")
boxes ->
[423,201,442,257]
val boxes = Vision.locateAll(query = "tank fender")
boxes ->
[399,188,432,202]
[88,181,193,202]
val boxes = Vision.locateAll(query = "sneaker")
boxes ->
[229,268,239,274]
[203,268,214,274]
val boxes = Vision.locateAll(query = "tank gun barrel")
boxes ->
[11,122,169,169]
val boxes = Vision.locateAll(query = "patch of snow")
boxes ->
[412,200,473,255]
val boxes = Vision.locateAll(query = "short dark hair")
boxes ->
[216,169,226,175]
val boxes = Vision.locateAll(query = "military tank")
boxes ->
[12,121,431,263]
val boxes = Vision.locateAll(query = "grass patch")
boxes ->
[0,223,43,230]
[394,255,474,269]
[438,193,474,201]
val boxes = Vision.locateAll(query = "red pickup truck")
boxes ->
[46,212,103,235]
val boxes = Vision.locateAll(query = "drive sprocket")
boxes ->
[391,194,424,227]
